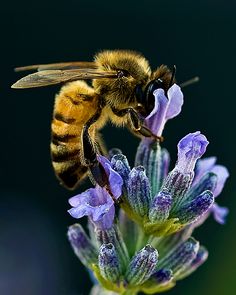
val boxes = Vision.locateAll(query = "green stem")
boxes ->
[135,226,149,251]
[121,290,138,295]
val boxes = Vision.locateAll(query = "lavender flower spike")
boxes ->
[68,186,115,230]
[144,84,183,137]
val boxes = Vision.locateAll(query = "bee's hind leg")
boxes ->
[81,109,109,188]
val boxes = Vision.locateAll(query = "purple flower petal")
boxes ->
[193,158,229,198]
[97,155,123,199]
[144,84,184,136]
[211,165,229,197]
[211,203,229,224]
[94,205,115,229]
[68,186,115,230]
[145,88,168,136]
[69,190,96,207]
[166,84,184,119]
[176,132,209,173]
[194,157,217,184]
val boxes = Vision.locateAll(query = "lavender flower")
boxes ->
[66,83,229,295]
[68,156,123,230]
[144,84,183,137]
[68,186,115,230]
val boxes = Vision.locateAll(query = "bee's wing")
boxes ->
[11,69,117,89]
[14,61,97,72]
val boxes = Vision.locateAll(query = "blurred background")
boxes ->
[0,0,235,294]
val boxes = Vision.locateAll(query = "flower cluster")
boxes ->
[67,84,229,295]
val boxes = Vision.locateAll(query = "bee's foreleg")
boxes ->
[111,107,142,130]
[111,107,163,141]
[137,126,164,142]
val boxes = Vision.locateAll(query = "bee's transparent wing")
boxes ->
[14,61,97,72]
[11,69,117,89]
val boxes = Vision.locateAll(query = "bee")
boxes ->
[12,50,176,190]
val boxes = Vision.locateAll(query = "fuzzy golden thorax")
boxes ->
[92,50,151,108]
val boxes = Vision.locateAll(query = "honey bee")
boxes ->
[12,50,176,190]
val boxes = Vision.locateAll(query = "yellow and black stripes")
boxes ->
[50,80,101,189]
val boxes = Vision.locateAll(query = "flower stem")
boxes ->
[121,290,138,295]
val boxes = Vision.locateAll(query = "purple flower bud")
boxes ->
[190,246,208,269]
[176,190,214,224]
[158,238,199,275]
[127,166,151,217]
[176,132,209,174]
[176,246,208,280]
[67,224,97,267]
[211,203,229,224]
[151,269,173,285]
[144,84,183,137]
[98,243,122,283]
[187,172,218,201]
[110,154,131,195]
[68,186,115,230]
[97,155,123,199]
[95,224,130,270]
[149,192,172,222]
[126,245,159,286]
[135,141,170,196]
[162,169,194,211]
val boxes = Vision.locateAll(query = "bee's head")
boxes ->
[93,50,151,107]
[135,65,176,117]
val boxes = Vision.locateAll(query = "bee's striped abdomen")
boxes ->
[50,81,99,189]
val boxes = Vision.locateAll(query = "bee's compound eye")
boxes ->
[117,70,130,78]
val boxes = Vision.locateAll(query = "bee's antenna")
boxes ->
[180,76,200,88]
[169,65,177,88]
